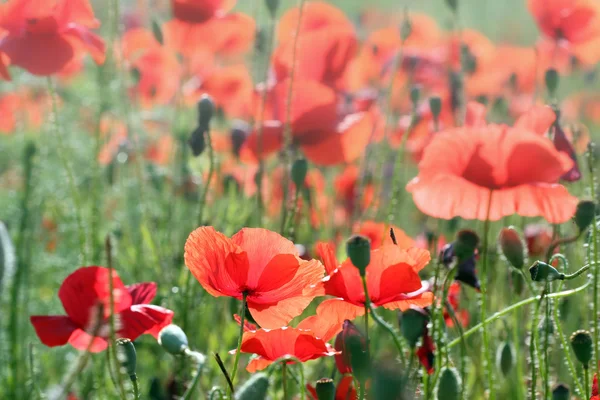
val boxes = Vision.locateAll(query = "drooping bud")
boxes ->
[265,0,279,18]
[429,96,442,123]
[315,378,336,400]
[574,200,596,232]
[334,320,365,374]
[158,324,189,355]
[197,94,215,131]
[291,158,308,189]
[116,338,137,379]
[496,341,514,377]
[188,126,206,157]
[498,227,526,269]
[400,307,429,348]
[436,367,460,400]
[545,68,559,97]
[235,373,270,400]
[529,261,564,282]
[346,235,371,276]
[570,330,593,368]
[454,230,479,263]
[551,383,570,400]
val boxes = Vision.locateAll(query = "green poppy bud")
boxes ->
[158,324,189,355]
[498,227,526,269]
[116,338,137,379]
[496,341,514,377]
[529,261,564,282]
[545,68,559,97]
[265,0,279,17]
[235,373,270,400]
[346,235,371,276]
[400,17,412,42]
[291,158,308,189]
[551,383,570,400]
[197,94,215,130]
[410,86,421,110]
[454,230,479,263]
[570,330,593,368]
[437,367,460,400]
[400,307,428,348]
[445,0,458,12]
[429,97,442,122]
[574,200,596,232]
[315,378,336,400]
[151,19,163,45]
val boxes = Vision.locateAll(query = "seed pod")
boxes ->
[116,338,137,379]
[570,330,593,368]
[498,227,526,269]
[496,341,514,377]
[400,307,428,348]
[436,367,460,400]
[429,97,442,122]
[291,158,308,189]
[235,373,270,400]
[315,378,336,400]
[551,383,570,400]
[529,261,564,282]
[346,235,371,276]
[158,324,189,355]
[188,126,206,157]
[574,200,596,232]
[197,94,215,131]
[545,68,559,96]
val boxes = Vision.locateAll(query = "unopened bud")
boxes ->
[496,341,514,377]
[158,324,189,355]
[429,96,442,122]
[498,227,525,269]
[265,0,279,17]
[235,373,270,400]
[346,235,371,276]
[334,320,365,374]
[529,261,564,282]
[545,68,559,97]
[400,307,428,348]
[116,338,137,379]
[454,230,479,263]
[570,330,593,368]
[315,378,336,400]
[551,383,570,400]
[437,367,460,400]
[291,158,308,189]
[197,94,215,130]
[574,200,596,232]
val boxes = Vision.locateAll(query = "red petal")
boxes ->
[316,241,339,275]
[119,304,174,340]
[30,315,78,347]
[514,105,556,135]
[127,282,157,305]
[465,101,487,127]
[68,329,109,352]
[0,33,74,75]
[296,299,364,342]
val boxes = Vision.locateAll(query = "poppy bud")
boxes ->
[529,261,564,282]
[400,307,428,348]
[346,235,371,276]
[230,122,249,157]
[454,230,479,263]
[410,86,421,110]
[151,18,163,45]
[461,45,477,75]
[158,324,189,355]
[445,0,458,12]
[315,378,336,400]
[574,200,596,232]
[291,158,308,189]
[496,341,514,377]
[188,126,206,157]
[265,0,279,17]
[235,373,270,400]
[334,320,365,374]
[400,17,412,42]
[551,383,570,400]
[570,330,593,368]
[498,227,525,269]
[436,367,460,400]
[197,94,215,131]
[116,338,137,379]
[429,96,442,122]
[545,68,559,97]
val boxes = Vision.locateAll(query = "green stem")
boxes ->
[585,366,591,399]
[368,303,406,365]
[282,362,288,400]
[589,149,600,379]
[131,376,140,399]
[182,350,206,400]
[361,276,371,361]
[543,284,551,399]
[230,293,248,390]
[480,191,495,399]
[512,309,526,400]
[198,128,215,226]
[444,299,466,400]
[447,281,590,349]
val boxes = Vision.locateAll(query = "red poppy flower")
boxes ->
[307,376,357,400]
[334,165,376,218]
[416,327,435,374]
[198,64,253,119]
[528,0,600,44]
[184,227,325,329]
[299,243,433,336]
[171,0,234,24]
[30,267,173,352]
[234,326,337,372]
[406,103,578,223]
[0,0,105,75]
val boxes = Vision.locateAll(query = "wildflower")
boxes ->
[184,227,325,329]
[528,0,600,45]
[30,267,173,352]
[0,0,105,75]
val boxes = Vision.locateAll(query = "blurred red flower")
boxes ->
[0,0,105,75]
[30,267,173,352]
[528,0,600,44]
[407,103,578,223]
[184,227,325,329]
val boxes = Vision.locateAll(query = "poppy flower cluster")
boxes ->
[30,267,173,352]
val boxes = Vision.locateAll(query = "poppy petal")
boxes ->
[381,291,435,311]
[316,241,339,275]
[239,122,284,163]
[119,304,174,340]
[296,299,364,341]
[68,328,109,352]
[30,315,78,347]
[63,24,106,65]
[513,105,556,136]
[127,282,157,305]
[246,357,273,373]
[0,33,74,75]
[465,101,487,127]
[248,291,318,329]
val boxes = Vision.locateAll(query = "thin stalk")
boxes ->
[444,300,466,400]
[132,377,140,399]
[530,286,545,400]
[447,281,591,349]
[480,191,495,399]
[230,293,248,390]
[46,78,87,263]
[589,148,600,379]
[512,310,527,400]
[182,350,206,400]
[543,284,551,399]
[282,362,288,400]
[585,366,591,399]
[198,128,215,226]
[367,303,406,365]
[361,276,371,361]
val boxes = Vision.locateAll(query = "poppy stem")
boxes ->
[230,293,248,392]
[443,299,467,400]
[584,365,591,399]
[361,276,371,361]
[182,350,206,400]
[198,127,215,226]
[479,191,495,399]
[282,362,288,400]
[544,232,582,263]
[587,146,600,380]
[367,303,407,365]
